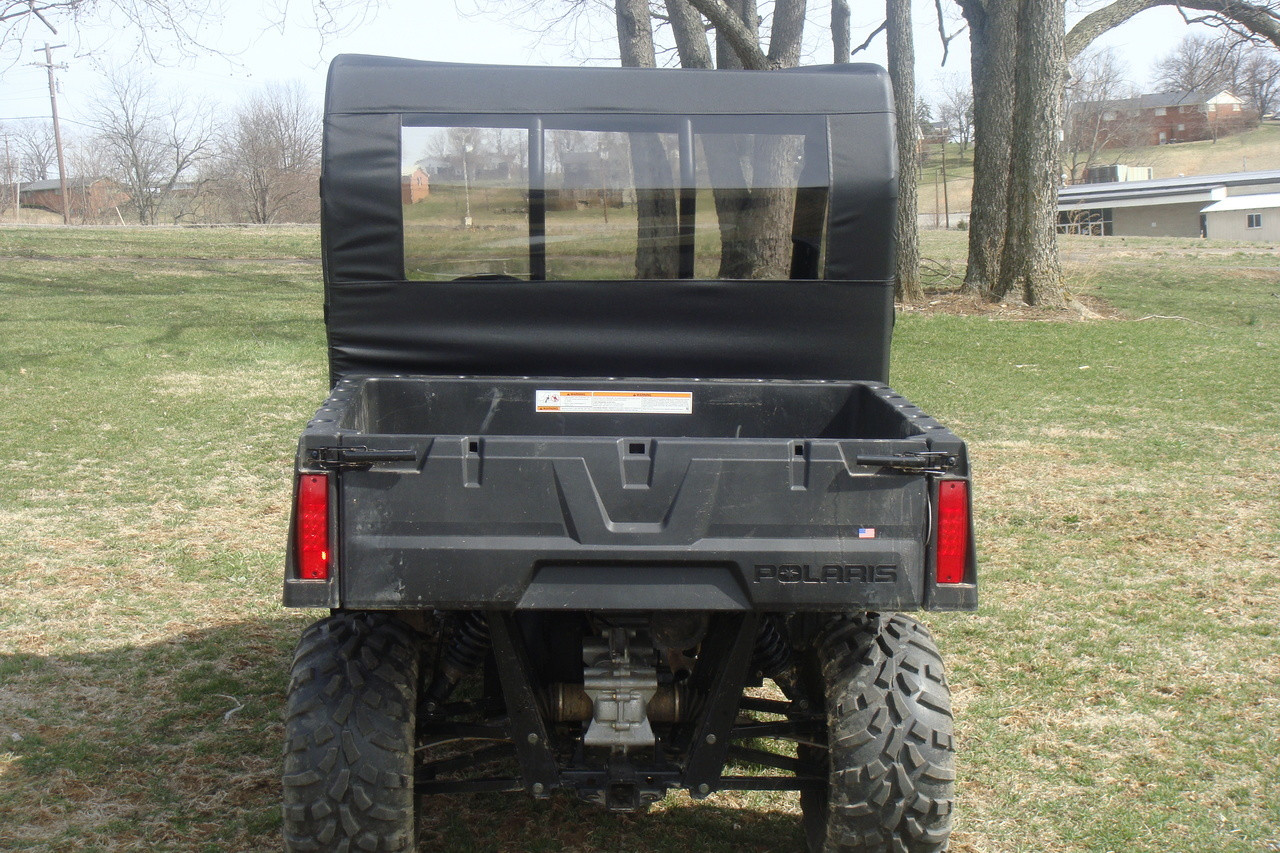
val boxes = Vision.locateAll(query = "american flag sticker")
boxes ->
[858,528,876,539]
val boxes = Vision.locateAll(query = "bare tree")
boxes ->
[86,72,216,224]
[1237,43,1280,113]
[1152,32,1242,91]
[216,82,321,224]
[957,0,1068,306]
[1150,32,1280,115]
[889,0,923,302]
[936,74,974,153]
[1,0,380,62]
[956,0,1020,299]
[993,0,1066,305]
[1063,46,1139,181]
[12,120,57,182]
[958,0,1280,307]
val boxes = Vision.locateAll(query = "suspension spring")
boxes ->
[423,612,492,713]
[751,615,806,707]
[751,615,793,679]
[442,611,492,675]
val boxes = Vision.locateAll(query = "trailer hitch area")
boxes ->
[580,628,659,752]
[855,450,958,475]
[564,756,675,812]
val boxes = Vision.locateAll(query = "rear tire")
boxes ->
[802,613,955,852]
[282,611,420,852]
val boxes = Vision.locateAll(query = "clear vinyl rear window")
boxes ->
[401,114,829,282]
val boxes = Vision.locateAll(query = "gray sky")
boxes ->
[0,0,1202,130]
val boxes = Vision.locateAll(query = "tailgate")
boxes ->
[283,378,977,612]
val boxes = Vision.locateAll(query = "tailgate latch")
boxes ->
[855,451,958,475]
[308,446,417,470]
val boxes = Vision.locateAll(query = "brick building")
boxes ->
[401,167,430,205]
[19,178,130,221]
[1071,90,1255,147]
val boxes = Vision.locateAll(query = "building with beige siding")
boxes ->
[1058,169,1280,237]
[1201,193,1280,240]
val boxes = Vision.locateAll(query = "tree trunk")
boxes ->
[887,0,923,303]
[616,0,680,279]
[665,0,714,68]
[958,0,1018,296]
[996,0,1066,306]
[766,0,807,67]
[700,0,760,69]
[832,0,851,62]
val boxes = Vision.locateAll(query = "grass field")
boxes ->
[1,225,1277,852]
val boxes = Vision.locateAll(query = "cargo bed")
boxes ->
[285,376,975,612]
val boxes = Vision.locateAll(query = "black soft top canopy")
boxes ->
[322,54,899,384]
[326,53,894,117]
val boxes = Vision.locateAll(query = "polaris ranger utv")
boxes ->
[282,54,977,853]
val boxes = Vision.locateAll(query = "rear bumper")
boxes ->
[284,534,976,611]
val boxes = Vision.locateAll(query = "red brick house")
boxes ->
[1072,90,1255,147]
[401,167,430,204]
[19,177,131,221]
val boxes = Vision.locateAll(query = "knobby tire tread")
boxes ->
[283,612,420,852]
[811,613,955,853]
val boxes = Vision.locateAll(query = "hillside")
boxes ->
[1117,120,1280,177]
[919,119,1280,220]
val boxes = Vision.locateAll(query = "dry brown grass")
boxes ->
[3,225,1278,851]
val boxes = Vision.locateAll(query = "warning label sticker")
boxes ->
[536,390,693,415]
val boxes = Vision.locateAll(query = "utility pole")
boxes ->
[3,134,13,223]
[939,136,950,230]
[32,43,71,225]
[4,136,16,222]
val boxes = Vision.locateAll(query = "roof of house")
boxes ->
[19,177,113,193]
[1201,192,1280,213]
[1074,90,1240,111]
[18,179,66,193]
[1059,169,1280,209]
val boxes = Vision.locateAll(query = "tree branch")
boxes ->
[29,0,60,32]
[684,0,769,68]
[1066,0,1280,61]
[851,20,887,55]
[0,0,74,26]
[933,0,966,65]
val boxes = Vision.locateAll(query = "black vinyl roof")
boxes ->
[325,54,894,117]
[321,55,900,384]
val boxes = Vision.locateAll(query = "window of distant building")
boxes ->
[1177,124,1186,131]
[1154,107,1166,116]
[1247,213,1263,229]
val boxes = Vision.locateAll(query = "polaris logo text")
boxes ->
[753,564,898,584]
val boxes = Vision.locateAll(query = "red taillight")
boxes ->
[936,479,970,584]
[295,473,331,580]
